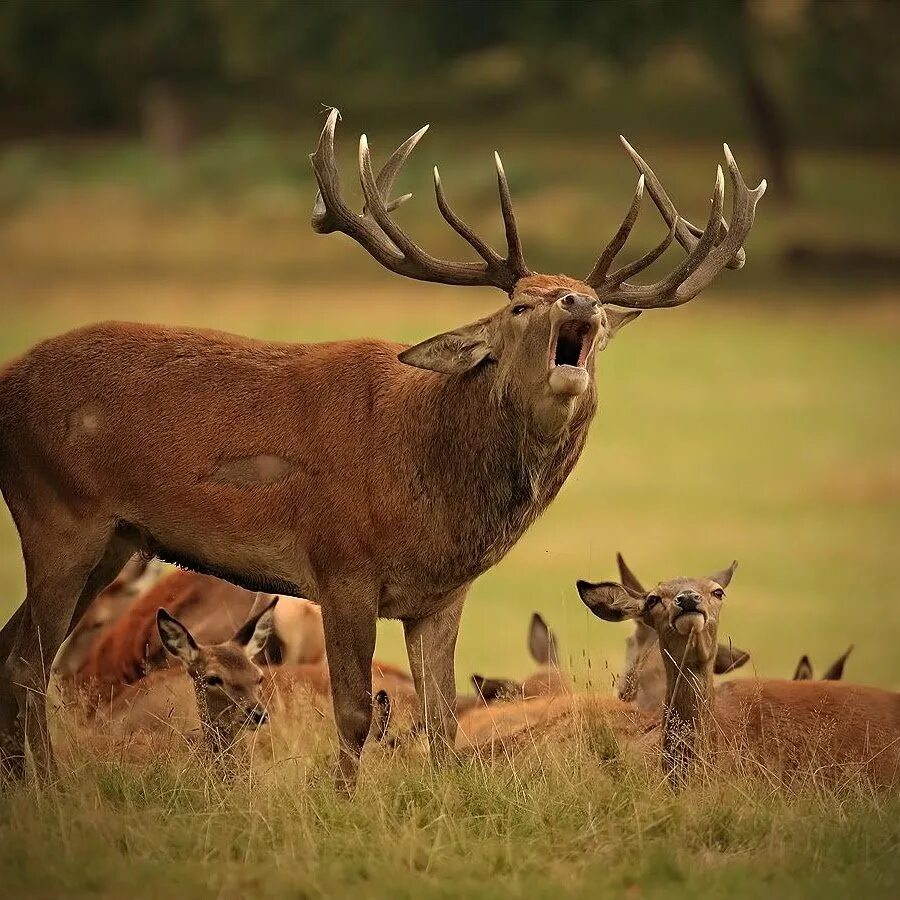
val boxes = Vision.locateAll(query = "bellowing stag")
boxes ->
[0,109,764,787]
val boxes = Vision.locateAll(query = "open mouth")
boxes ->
[550,321,594,370]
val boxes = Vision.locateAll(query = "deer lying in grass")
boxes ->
[469,613,568,706]
[577,563,900,788]
[101,600,279,757]
[0,109,764,785]
[615,553,751,714]
[60,569,326,695]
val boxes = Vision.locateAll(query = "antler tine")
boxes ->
[310,110,530,291]
[620,136,745,270]
[675,146,766,302]
[604,217,677,291]
[366,124,429,217]
[494,152,530,279]
[600,147,765,310]
[586,174,645,285]
[433,166,504,269]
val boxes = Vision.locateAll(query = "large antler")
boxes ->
[310,108,531,292]
[585,138,766,309]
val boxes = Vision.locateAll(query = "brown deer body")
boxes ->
[578,564,900,788]
[0,110,764,786]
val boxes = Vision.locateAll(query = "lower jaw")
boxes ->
[548,365,589,398]
[674,614,706,636]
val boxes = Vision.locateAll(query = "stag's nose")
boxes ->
[559,293,600,318]
[248,705,268,727]
[675,590,702,613]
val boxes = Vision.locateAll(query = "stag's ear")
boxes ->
[823,645,853,681]
[793,655,814,681]
[714,643,751,674]
[605,308,642,337]
[157,609,199,665]
[398,319,493,374]
[708,560,738,589]
[471,674,515,702]
[616,552,646,595]
[577,580,644,622]
[528,613,559,667]
[235,597,279,659]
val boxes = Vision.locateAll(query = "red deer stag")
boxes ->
[578,564,900,788]
[0,109,765,787]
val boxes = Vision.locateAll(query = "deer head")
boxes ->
[578,562,738,679]
[156,598,277,749]
[311,109,765,434]
[613,553,748,710]
[578,562,739,784]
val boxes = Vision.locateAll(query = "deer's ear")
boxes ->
[398,319,493,374]
[235,597,279,659]
[605,308,642,337]
[708,560,738,589]
[157,609,199,665]
[528,613,559,666]
[577,580,644,622]
[714,643,750,674]
[616,552,646,595]
[793,655,814,681]
[822,645,853,681]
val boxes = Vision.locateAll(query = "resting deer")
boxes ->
[70,569,325,689]
[577,564,900,788]
[615,554,751,713]
[102,599,279,758]
[0,109,765,786]
[469,612,568,706]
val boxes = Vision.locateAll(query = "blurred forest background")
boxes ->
[0,0,898,688]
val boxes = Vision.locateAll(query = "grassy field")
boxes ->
[0,132,898,896]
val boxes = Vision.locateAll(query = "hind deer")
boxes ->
[614,553,750,713]
[0,109,765,787]
[102,599,279,758]
[793,646,854,682]
[577,564,900,788]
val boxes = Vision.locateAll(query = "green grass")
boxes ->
[0,131,898,896]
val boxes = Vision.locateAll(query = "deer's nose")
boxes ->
[558,293,600,318]
[675,591,702,612]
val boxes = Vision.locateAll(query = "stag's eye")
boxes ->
[711,588,725,600]
[205,675,223,687]
[511,304,530,316]
[645,595,662,611]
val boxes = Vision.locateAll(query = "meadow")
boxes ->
[0,128,898,896]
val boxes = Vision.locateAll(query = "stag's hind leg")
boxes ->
[2,515,125,778]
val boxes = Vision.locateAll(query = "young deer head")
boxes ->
[614,554,749,712]
[578,561,738,783]
[156,598,278,751]
[312,109,765,433]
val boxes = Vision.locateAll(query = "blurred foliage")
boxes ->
[0,0,897,153]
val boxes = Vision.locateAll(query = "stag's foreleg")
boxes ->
[2,511,131,779]
[320,581,378,794]
[402,589,466,762]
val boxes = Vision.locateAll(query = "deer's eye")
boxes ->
[711,588,725,600]
[645,595,662,611]
[511,304,530,316]
[205,675,223,687]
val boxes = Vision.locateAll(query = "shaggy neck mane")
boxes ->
[418,363,597,580]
